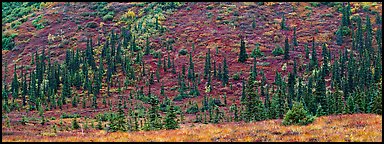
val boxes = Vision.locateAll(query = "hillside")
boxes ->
[2,2,382,142]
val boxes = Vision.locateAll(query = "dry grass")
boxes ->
[2,114,381,142]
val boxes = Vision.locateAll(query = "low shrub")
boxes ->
[178,48,188,55]
[251,43,264,58]
[272,45,284,56]
[282,101,316,126]
[86,21,98,28]
[232,73,240,80]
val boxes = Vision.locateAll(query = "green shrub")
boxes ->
[216,16,223,20]
[72,118,81,130]
[272,45,284,56]
[351,15,360,22]
[233,11,239,16]
[86,21,98,28]
[321,13,333,18]
[20,116,29,125]
[282,102,315,126]
[173,93,187,101]
[102,14,114,21]
[178,48,188,55]
[32,14,45,30]
[61,113,80,119]
[232,72,240,80]
[309,2,320,7]
[11,21,22,29]
[251,43,264,58]
[335,26,351,36]
[2,34,17,50]
[206,5,213,10]
[362,5,370,12]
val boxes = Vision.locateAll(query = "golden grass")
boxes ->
[2,114,381,142]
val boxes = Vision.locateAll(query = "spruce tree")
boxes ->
[356,16,363,53]
[22,70,27,106]
[293,27,298,46]
[113,97,127,132]
[164,103,179,130]
[204,49,211,78]
[305,44,309,59]
[346,94,355,114]
[365,15,372,55]
[315,70,327,114]
[188,52,195,80]
[316,103,326,117]
[241,80,246,102]
[238,36,248,63]
[11,64,19,104]
[222,57,229,86]
[72,117,80,130]
[252,17,256,29]
[309,37,318,71]
[336,26,343,45]
[372,84,382,115]
[144,36,150,55]
[281,14,286,30]
[287,72,295,109]
[322,43,329,76]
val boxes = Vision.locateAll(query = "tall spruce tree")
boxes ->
[293,27,298,46]
[238,36,248,63]
[222,57,229,86]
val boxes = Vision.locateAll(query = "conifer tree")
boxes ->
[144,36,150,55]
[376,26,382,55]
[238,36,248,63]
[282,101,315,126]
[97,117,103,130]
[92,93,98,109]
[309,37,318,71]
[147,95,162,130]
[356,16,363,53]
[111,97,127,132]
[305,44,309,59]
[336,26,343,45]
[293,27,298,46]
[315,103,326,117]
[204,49,211,78]
[11,64,19,104]
[222,57,229,86]
[72,117,80,130]
[315,70,327,114]
[281,14,286,30]
[22,70,27,106]
[252,17,256,29]
[164,103,179,130]
[372,84,382,115]
[213,60,216,78]
[241,80,246,102]
[365,15,372,55]
[346,94,355,114]
[188,52,195,80]
[322,43,329,76]
[287,72,295,109]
